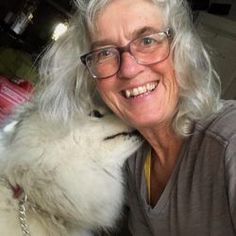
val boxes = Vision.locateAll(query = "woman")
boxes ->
[37,0,236,235]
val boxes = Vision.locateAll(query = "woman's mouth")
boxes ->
[123,81,159,98]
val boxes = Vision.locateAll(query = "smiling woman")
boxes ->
[91,1,178,131]
[35,0,236,235]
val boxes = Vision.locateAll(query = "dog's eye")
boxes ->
[89,110,104,118]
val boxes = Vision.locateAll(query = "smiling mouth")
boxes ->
[122,81,159,98]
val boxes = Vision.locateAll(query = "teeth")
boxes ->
[125,90,131,98]
[133,88,139,96]
[124,82,158,98]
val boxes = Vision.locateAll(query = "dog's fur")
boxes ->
[0,106,142,235]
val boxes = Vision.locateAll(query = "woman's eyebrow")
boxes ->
[131,26,159,38]
[91,26,159,49]
[91,39,114,49]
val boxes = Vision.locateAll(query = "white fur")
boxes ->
[0,108,142,235]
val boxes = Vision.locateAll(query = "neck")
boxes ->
[139,125,184,207]
[139,124,184,166]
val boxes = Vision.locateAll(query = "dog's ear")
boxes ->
[89,110,104,118]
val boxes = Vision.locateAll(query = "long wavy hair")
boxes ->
[36,0,222,136]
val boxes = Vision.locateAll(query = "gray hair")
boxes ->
[36,0,222,136]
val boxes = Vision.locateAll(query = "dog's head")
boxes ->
[1,109,143,229]
[70,109,142,164]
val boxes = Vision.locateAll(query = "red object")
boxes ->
[11,184,24,199]
[0,75,33,126]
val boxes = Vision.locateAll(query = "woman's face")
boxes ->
[91,0,179,130]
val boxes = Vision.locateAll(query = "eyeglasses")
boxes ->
[80,28,172,79]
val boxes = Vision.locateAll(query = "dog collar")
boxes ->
[0,177,31,235]
[11,184,24,199]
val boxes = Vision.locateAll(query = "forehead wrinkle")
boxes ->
[90,0,164,49]
[91,21,130,49]
[91,25,162,49]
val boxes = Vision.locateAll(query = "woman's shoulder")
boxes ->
[196,100,236,141]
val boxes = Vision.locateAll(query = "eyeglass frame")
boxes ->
[80,28,173,79]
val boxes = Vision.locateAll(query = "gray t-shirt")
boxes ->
[126,100,236,236]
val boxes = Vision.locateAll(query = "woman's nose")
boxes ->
[117,52,145,79]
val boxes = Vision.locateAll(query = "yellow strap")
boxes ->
[144,150,151,203]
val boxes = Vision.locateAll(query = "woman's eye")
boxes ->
[141,37,156,46]
[97,49,112,60]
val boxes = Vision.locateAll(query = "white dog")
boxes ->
[0,107,142,236]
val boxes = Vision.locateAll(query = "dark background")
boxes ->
[0,0,234,55]
[0,0,74,55]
